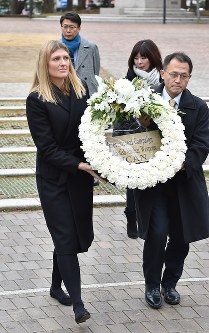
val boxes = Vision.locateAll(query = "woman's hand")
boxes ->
[78,162,107,183]
[138,115,151,128]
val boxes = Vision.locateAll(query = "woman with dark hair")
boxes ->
[127,39,162,84]
[26,40,103,324]
[113,39,162,239]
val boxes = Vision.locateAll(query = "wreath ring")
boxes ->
[79,106,187,190]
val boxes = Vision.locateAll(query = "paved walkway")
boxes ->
[0,208,209,333]
[0,17,209,332]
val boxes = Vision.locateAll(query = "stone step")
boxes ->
[0,195,126,211]
[0,151,36,169]
[0,174,37,200]
[0,174,125,200]
[0,97,26,103]
[0,116,28,130]
[0,129,30,136]
[0,136,34,148]
[45,14,209,23]
[94,15,207,22]
[0,170,208,211]
[0,129,33,147]
[0,106,26,117]
[123,8,196,17]
[0,147,36,153]
[123,8,194,12]
[0,116,27,121]
[122,14,197,20]
[0,168,35,176]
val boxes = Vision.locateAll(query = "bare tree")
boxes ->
[66,0,73,10]
[10,0,26,14]
[42,0,54,13]
[181,0,187,9]
[78,0,86,9]
[10,0,18,14]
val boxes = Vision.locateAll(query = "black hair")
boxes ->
[60,12,81,27]
[163,52,193,74]
[128,39,162,72]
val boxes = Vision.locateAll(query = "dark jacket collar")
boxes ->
[53,85,71,113]
[153,82,196,111]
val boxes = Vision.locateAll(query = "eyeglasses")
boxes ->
[165,71,191,80]
[62,25,78,31]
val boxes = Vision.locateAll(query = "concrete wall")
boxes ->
[115,0,146,7]
[115,0,181,8]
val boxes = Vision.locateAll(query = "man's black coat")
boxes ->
[134,83,209,243]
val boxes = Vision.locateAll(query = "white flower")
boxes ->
[114,78,135,94]
[79,77,187,189]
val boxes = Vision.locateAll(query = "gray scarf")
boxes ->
[133,66,160,86]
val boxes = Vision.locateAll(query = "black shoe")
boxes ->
[75,308,91,324]
[162,286,180,305]
[50,287,72,306]
[145,286,162,309]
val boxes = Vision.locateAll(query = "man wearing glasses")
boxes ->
[60,12,100,96]
[134,52,209,309]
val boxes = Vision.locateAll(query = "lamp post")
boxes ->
[196,0,200,21]
[29,0,33,18]
[163,0,166,24]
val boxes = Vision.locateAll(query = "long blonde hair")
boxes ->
[30,40,86,102]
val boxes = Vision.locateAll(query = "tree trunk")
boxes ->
[205,0,209,10]
[42,0,54,13]
[77,0,86,9]
[10,0,18,14]
[181,0,187,9]
[66,0,73,10]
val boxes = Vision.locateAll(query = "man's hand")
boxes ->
[138,115,151,128]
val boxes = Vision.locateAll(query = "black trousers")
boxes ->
[52,249,83,311]
[126,188,136,213]
[143,186,189,288]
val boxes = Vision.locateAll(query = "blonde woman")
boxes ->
[26,40,102,324]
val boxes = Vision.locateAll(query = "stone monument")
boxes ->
[115,0,181,9]
[100,0,181,15]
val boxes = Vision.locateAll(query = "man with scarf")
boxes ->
[60,12,100,96]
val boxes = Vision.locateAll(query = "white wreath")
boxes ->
[79,77,187,189]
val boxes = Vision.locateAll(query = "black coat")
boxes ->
[134,83,209,243]
[26,86,94,254]
[126,68,137,82]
